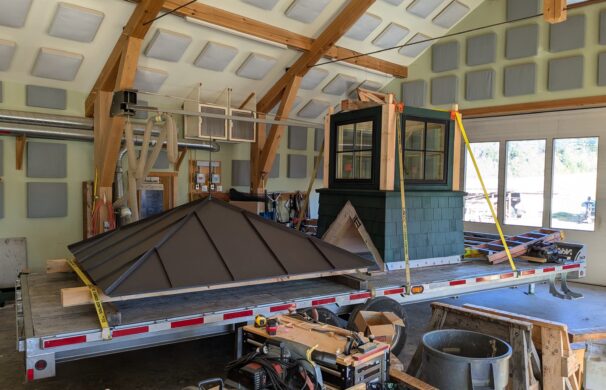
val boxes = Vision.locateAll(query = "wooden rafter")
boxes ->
[544,0,567,23]
[251,0,376,191]
[85,0,166,117]
[162,0,406,78]
[460,95,606,118]
[255,76,302,189]
[257,0,376,114]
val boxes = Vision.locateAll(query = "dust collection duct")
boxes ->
[68,198,375,297]
[0,109,220,151]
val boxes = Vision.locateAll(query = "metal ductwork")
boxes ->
[0,109,220,152]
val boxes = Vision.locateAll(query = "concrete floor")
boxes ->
[1,281,604,389]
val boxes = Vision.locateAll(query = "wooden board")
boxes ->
[61,268,366,307]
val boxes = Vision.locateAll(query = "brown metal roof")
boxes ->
[68,198,374,297]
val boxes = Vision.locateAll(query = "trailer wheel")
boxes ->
[300,307,347,328]
[346,297,407,355]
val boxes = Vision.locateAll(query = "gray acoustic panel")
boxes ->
[153,150,169,169]
[548,56,584,91]
[600,10,606,45]
[300,67,330,90]
[383,0,404,5]
[316,157,323,179]
[134,66,168,92]
[400,33,432,58]
[598,52,606,86]
[285,0,330,23]
[0,140,3,176]
[287,154,307,178]
[322,74,357,95]
[231,160,250,187]
[358,79,382,91]
[269,96,302,116]
[0,0,32,28]
[298,99,330,118]
[26,85,67,110]
[48,2,104,42]
[0,39,16,71]
[503,62,536,97]
[549,15,585,53]
[432,41,459,73]
[467,33,496,66]
[373,23,409,49]
[27,142,67,178]
[27,183,68,218]
[194,41,238,72]
[402,79,426,107]
[407,0,444,18]
[270,154,280,178]
[134,100,148,120]
[432,1,469,29]
[145,28,192,62]
[288,126,308,150]
[345,13,382,41]
[314,128,324,151]
[431,75,458,105]
[505,24,539,59]
[0,182,3,219]
[236,53,277,80]
[242,0,278,10]
[31,48,83,81]
[465,69,495,101]
[507,0,540,21]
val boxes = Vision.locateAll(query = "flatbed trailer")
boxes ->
[16,258,585,381]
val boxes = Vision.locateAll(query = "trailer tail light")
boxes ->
[43,335,87,348]
[27,369,34,381]
[112,326,149,337]
[171,317,204,328]
[411,286,424,294]
[35,360,47,370]
[223,310,253,320]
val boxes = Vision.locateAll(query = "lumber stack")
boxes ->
[464,228,563,264]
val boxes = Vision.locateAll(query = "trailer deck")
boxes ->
[17,259,585,381]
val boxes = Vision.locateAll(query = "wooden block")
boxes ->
[561,353,579,377]
[568,327,606,343]
[390,353,404,371]
[519,255,547,263]
[389,368,438,390]
[46,259,71,274]
[326,273,369,290]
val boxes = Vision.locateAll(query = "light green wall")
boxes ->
[0,82,321,271]
[383,1,606,109]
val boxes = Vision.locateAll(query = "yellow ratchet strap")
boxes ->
[452,111,517,273]
[395,109,412,294]
[66,258,111,340]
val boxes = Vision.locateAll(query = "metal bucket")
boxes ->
[419,329,512,390]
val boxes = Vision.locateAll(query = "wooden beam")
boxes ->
[96,37,143,186]
[15,135,26,170]
[162,0,406,79]
[544,0,567,23]
[85,0,166,117]
[257,0,376,114]
[461,95,606,118]
[254,76,302,191]
[238,92,256,110]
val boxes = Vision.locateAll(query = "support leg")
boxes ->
[525,283,536,295]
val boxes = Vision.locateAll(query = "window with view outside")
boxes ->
[504,140,546,226]
[404,119,447,183]
[551,137,598,231]
[464,142,499,223]
[335,121,373,180]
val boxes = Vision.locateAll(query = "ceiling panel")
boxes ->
[236,53,278,80]
[285,0,331,24]
[48,2,104,43]
[31,48,83,81]
[145,28,192,62]
[193,41,238,72]
[345,13,382,41]
[0,0,33,28]
[372,23,410,49]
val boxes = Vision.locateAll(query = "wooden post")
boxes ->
[15,135,26,170]
[544,0,567,24]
